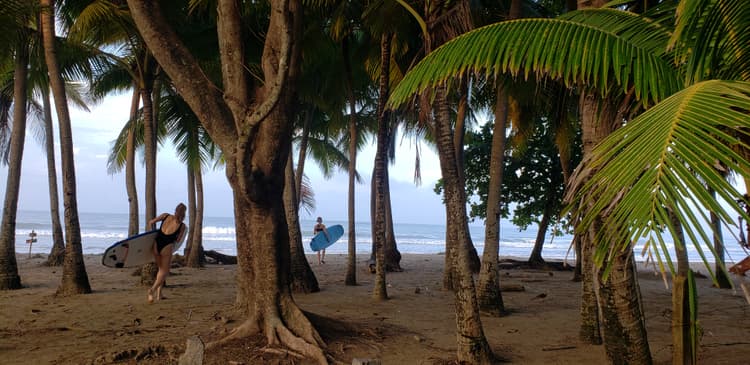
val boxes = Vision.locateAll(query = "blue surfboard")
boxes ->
[310,224,344,251]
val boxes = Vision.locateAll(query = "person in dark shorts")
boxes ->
[313,217,328,264]
[146,203,187,303]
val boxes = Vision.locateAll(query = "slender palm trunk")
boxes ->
[343,37,358,287]
[477,86,508,316]
[0,38,28,290]
[295,110,311,205]
[528,193,554,265]
[141,75,157,230]
[126,88,139,236]
[670,209,696,365]
[709,188,731,288]
[383,166,402,271]
[186,166,196,257]
[41,0,91,295]
[285,149,319,293]
[372,33,392,299]
[187,168,204,267]
[42,89,65,267]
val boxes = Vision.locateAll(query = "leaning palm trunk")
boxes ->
[185,166,196,257]
[382,166,402,271]
[40,0,91,295]
[708,187,731,288]
[42,89,65,267]
[0,35,28,290]
[433,86,494,363]
[343,36,358,287]
[477,85,508,316]
[284,149,319,293]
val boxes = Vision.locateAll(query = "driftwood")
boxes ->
[204,250,237,265]
[499,284,525,292]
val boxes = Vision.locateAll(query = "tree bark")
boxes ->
[126,87,139,237]
[0,34,28,290]
[528,193,554,266]
[41,0,91,295]
[284,148,319,293]
[42,88,65,267]
[477,86,508,316]
[295,110,311,205]
[126,0,325,360]
[141,81,157,231]
[709,188,731,288]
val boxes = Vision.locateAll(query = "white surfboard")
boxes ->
[102,230,181,268]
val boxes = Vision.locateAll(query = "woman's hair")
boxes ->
[175,203,187,221]
[316,216,322,223]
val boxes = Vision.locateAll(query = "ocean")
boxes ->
[11,210,750,265]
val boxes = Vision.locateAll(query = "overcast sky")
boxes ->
[0,93,449,225]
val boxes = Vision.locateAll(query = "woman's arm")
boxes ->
[148,213,169,228]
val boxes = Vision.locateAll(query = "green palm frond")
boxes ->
[389,8,679,108]
[671,0,750,82]
[566,80,750,277]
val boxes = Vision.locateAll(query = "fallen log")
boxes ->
[204,250,237,265]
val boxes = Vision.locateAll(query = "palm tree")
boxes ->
[0,4,31,290]
[40,0,92,295]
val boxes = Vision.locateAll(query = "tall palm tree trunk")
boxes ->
[477,85,508,315]
[372,33,393,299]
[285,149,319,293]
[342,36,358,286]
[0,36,28,290]
[186,165,196,257]
[126,87,139,236]
[40,0,91,295]
[42,89,65,267]
[434,86,494,363]
[528,191,555,265]
[295,110,311,205]
[709,188,731,288]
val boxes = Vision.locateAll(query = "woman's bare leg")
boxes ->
[149,244,173,302]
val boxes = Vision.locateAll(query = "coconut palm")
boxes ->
[0,1,32,290]
[40,0,92,295]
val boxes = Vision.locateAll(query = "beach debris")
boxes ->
[541,344,577,351]
[413,335,424,342]
[178,336,204,365]
[352,358,381,365]
[533,293,547,299]
[414,287,421,294]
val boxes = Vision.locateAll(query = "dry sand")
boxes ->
[1,253,748,364]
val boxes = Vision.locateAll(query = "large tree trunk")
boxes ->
[42,88,65,267]
[127,0,325,361]
[0,36,28,290]
[284,149,319,293]
[578,91,651,363]
[126,87,139,237]
[186,168,204,267]
[372,33,393,300]
[477,86,508,316]
[342,36,358,286]
[294,110,311,205]
[434,86,494,363]
[41,0,91,295]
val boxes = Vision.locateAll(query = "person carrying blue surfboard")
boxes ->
[146,203,187,303]
[313,217,328,264]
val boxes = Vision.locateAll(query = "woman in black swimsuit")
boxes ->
[146,203,187,303]
[314,216,328,264]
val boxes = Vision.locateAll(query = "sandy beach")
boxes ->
[1,253,748,364]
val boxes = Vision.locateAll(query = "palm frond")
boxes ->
[566,80,750,276]
[389,8,679,108]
